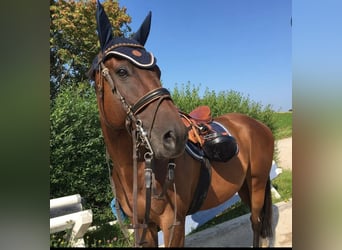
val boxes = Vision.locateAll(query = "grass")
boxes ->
[50,221,134,248]
[271,169,292,203]
[83,223,134,247]
[273,111,292,140]
[51,112,292,247]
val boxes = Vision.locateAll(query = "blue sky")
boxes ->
[116,0,292,111]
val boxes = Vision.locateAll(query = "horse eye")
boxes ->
[116,68,128,78]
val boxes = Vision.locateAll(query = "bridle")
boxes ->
[97,58,179,247]
[99,60,171,131]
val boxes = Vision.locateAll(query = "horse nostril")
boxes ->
[163,130,176,150]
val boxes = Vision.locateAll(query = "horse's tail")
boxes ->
[260,177,273,238]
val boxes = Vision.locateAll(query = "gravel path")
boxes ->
[276,137,292,170]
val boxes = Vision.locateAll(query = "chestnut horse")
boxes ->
[89,1,274,247]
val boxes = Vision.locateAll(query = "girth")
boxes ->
[186,157,211,215]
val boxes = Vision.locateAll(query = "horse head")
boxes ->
[89,1,187,159]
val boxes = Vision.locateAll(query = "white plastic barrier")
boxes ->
[50,194,93,247]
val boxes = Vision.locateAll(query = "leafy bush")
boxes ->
[171,82,277,134]
[50,82,114,224]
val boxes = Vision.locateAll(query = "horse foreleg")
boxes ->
[164,224,185,247]
[137,223,159,247]
[160,218,185,247]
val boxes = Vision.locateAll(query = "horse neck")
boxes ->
[102,125,151,220]
[102,125,134,165]
[102,125,144,187]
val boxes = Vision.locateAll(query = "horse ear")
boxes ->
[132,11,152,46]
[96,0,113,52]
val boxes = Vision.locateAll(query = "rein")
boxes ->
[98,61,178,247]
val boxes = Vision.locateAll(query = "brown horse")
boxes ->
[89,1,274,247]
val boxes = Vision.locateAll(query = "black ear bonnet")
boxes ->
[91,0,156,75]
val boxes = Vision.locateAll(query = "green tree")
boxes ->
[50,0,131,99]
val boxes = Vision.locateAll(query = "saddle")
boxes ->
[180,105,239,162]
[180,106,239,215]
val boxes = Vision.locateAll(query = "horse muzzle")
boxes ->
[143,119,187,159]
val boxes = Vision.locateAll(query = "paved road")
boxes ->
[184,137,292,247]
[185,199,292,247]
